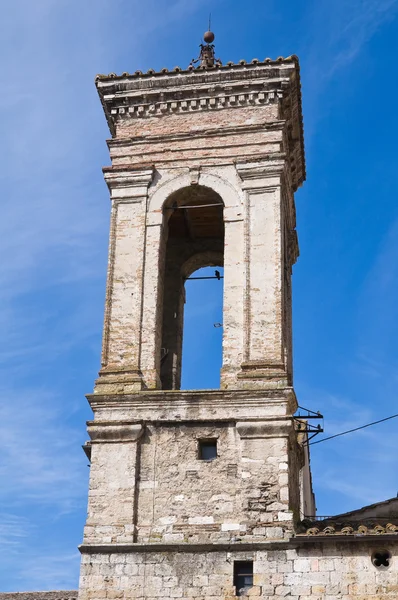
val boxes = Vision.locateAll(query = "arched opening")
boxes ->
[160,185,224,390]
[181,265,224,389]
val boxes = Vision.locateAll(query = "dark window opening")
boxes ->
[198,439,217,461]
[372,550,391,568]
[234,561,253,596]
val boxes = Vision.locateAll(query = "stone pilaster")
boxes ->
[220,200,245,389]
[83,422,144,544]
[236,419,299,532]
[94,168,154,394]
[139,209,165,390]
[235,159,292,389]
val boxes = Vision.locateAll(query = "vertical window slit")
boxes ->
[233,561,253,597]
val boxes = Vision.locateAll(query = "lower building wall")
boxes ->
[78,542,398,599]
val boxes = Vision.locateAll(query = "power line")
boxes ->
[309,413,398,446]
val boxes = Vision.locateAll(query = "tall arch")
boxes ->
[159,185,224,390]
[139,169,245,391]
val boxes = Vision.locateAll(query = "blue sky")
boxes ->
[1,0,398,591]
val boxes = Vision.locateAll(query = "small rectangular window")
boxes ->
[233,561,253,597]
[198,439,217,460]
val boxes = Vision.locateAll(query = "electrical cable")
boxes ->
[309,412,398,446]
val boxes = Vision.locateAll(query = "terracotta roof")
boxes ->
[95,55,299,82]
[297,521,398,537]
[324,497,398,521]
[298,496,398,536]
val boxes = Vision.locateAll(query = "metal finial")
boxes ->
[189,19,222,69]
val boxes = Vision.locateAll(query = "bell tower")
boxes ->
[79,31,312,600]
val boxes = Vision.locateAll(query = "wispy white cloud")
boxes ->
[19,552,81,592]
[0,0,226,591]
[0,514,32,548]
[301,0,398,141]
[0,389,86,509]
[323,0,397,77]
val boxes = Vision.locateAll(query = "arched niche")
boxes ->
[160,185,224,390]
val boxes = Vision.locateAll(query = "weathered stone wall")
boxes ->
[83,398,301,547]
[78,542,398,599]
[135,422,295,545]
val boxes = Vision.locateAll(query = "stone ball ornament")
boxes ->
[203,30,215,43]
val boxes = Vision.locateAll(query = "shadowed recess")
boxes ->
[160,185,224,390]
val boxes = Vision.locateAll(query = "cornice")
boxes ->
[95,55,299,83]
[87,387,296,408]
[106,88,284,121]
[96,62,294,125]
[95,55,300,87]
[96,62,295,140]
[79,536,398,555]
[96,57,305,190]
[87,421,143,443]
[79,539,294,554]
[237,419,293,438]
[236,158,285,180]
[103,167,154,200]
[104,167,154,188]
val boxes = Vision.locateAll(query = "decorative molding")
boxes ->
[189,166,201,185]
[95,55,299,83]
[87,421,144,443]
[96,60,305,191]
[110,89,283,120]
[87,387,296,407]
[236,159,285,183]
[79,539,294,554]
[104,168,154,201]
[236,420,293,438]
[241,359,286,369]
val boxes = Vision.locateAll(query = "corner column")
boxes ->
[221,201,245,389]
[94,168,154,394]
[236,160,288,388]
[236,419,298,532]
[83,422,144,544]
[139,210,165,389]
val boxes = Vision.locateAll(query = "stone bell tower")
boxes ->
[79,31,312,600]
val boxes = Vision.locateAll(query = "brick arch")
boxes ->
[181,251,224,279]
[147,170,243,220]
